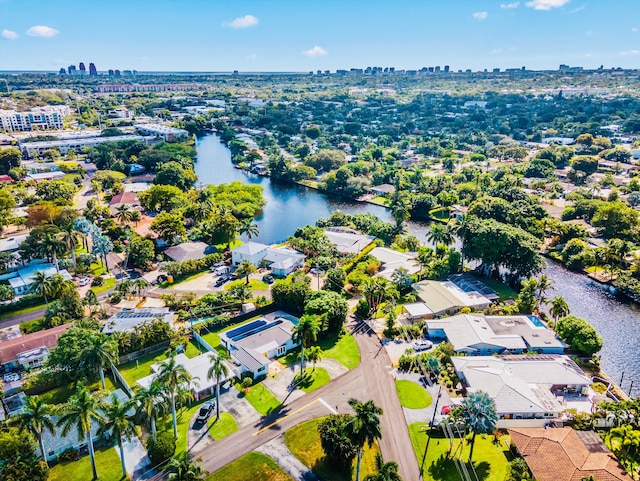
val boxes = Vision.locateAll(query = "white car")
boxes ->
[413,340,433,352]
[78,277,91,286]
[3,372,20,383]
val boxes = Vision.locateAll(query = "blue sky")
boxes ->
[1,0,638,72]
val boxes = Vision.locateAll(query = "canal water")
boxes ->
[194,133,640,396]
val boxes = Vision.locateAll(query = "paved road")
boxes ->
[163,320,421,481]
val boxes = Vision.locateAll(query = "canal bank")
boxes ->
[194,133,640,397]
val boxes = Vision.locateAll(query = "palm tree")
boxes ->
[239,218,259,240]
[306,346,323,371]
[550,296,570,322]
[29,271,52,305]
[156,356,193,439]
[292,315,321,374]
[167,453,203,481]
[81,334,118,390]
[115,204,134,225]
[41,230,66,272]
[132,278,150,298]
[235,260,257,284]
[134,381,166,442]
[362,277,395,315]
[416,247,434,280]
[426,223,454,248]
[346,398,384,481]
[462,390,498,462]
[99,393,136,480]
[606,425,640,477]
[17,396,55,467]
[534,274,554,312]
[56,384,105,480]
[207,351,231,421]
[363,453,403,481]
[60,227,84,273]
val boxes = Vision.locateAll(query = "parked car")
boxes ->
[413,340,433,352]
[195,401,215,423]
[77,277,91,286]
[214,275,231,288]
[3,372,20,383]
[262,274,275,284]
[209,261,225,272]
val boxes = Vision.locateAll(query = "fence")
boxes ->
[117,341,171,365]
[110,364,134,397]
[192,330,215,353]
[195,304,279,336]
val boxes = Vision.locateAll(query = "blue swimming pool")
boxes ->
[528,315,545,328]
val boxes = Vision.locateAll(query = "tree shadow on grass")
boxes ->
[427,454,492,481]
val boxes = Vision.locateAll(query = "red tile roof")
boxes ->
[508,427,632,481]
[0,324,70,365]
[109,192,140,206]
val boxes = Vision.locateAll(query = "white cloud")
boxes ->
[26,25,59,37]
[570,4,586,13]
[226,15,259,29]
[500,2,520,8]
[473,11,488,20]
[1,29,18,39]
[303,45,328,57]
[491,48,504,54]
[632,27,638,32]
[525,0,570,10]
[620,50,640,56]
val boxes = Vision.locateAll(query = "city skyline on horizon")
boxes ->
[1,0,639,72]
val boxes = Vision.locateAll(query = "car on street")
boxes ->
[195,401,215,423]
[77,277,91,286]
[413,340,433,352]
[3,372,20,383]
[262,274,274,284]
[214,275,231,288]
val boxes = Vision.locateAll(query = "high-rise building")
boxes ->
[108,69,114,76]
[444,65,450,73]
[89,63,97,76]
[59,67,67,75]
[79,62,86,75]
[114,69,121,77]
[68,65,77,75]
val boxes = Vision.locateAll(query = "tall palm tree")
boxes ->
[41,230,66,273]
[363,453,403,481]
[346,398,384,481]
[416,247,435,280]
[99,393,136,480]
[462,390,498,462]
[167,453,203,481]
[550,296,570,322]
[239,218,259,240]
[29,271,52,305]
[156,356,193,439]
[426,223,454,248]
[56,384,105,480]
[306,346,323,371]
[292,315,321,374]
[132,278,150,298]
[17,395,56,467]
[81,334,119,390]
[115,204,134,226]
[534,274,554,312]
[134,381,166,442]
[207,351,231,421]
[60,227,84,273]
[235,260,257,284]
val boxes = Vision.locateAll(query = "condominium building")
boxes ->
[0,106,71,132]
[20,134,152,158]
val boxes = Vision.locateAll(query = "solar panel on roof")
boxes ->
[230,320,284,342]
[226,319,267,340]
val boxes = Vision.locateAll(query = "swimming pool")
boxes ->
[528,315,545,328]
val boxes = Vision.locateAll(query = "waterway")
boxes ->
[194,133,640,396]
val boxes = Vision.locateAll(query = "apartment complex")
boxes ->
[0,106,71,132]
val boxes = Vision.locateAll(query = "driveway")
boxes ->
[396,370,453,427]
[255,435,320,481]
[218,386,261,428]
[115,436,151,480]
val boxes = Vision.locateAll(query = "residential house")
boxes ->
[411,280,492,318]
[164,241,216,263]
[324,228,376,255]
[231,242,269,266]
[508,427,632,481]
[4,263,72,296]
[0,324,70,371]
[109,191,142,214]
[369,247,420,280]
[426,314,566,355]
[452,355,592,426]
[102,308,174,334]
[231,243,305,276]
[370,183,396,197]
[219,313,300,379]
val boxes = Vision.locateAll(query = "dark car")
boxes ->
[195,401,215,423]
[262,275,275,284]
[214,275,230,288]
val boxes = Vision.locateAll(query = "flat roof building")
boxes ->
[134,124,189,142]
[0,106,70,132]
[20,135,152,158]
[103,308,174,334]
[324,227,376,255]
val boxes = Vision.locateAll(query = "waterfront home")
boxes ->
[369,247,420,280]
[370,183,396,197]
[231,243,305,276]
[164,241,216,263]
[411,279,492,318]
[324,227,376,255]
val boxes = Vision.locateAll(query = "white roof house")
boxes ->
[412,280,492,318]
[426,314,566,355]
[231,243,305,276]
[7,263,72,295]
[452,355,591,426]
[370,247,420,280]
[324,228,376,255]
[0,234,28,253]
[231,242,269,266]
[103,308,174,334]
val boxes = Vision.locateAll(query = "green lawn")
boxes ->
[472,275,517,301]
[184,339,203,358]
[396,380,433,409]
[0,302,47,320]
[117,350,170,387]
[39,376,117,406]
[319,330,360,369]
[161,270,207,289]
[285,417,380,481]
[157,402,202,455]
[91,277,116,294]
[208,412,239,440]
[206,452,293,481]
[234,382,282,416]
[408,423,511,481]
[295,367,331,393]
[224,278,269,291]
[48,445,128,481]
